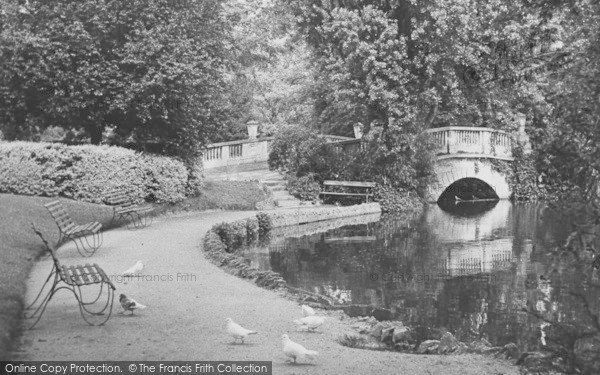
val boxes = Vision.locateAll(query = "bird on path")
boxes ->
[301,304,315,317]
[294,315,325,332]
[282,334,318,364]
[122,260,144,276]
[226,318,258,344]
[119,294,147,315]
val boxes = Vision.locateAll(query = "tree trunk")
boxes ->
[89,125,103,145]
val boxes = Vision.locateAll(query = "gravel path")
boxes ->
[14,210,519,375]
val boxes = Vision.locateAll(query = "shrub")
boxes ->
[373,184,424,214]
[287,173,321,201]
[256,212,272,241]
[0,141,201,203]
[212,221,247,252]
[203,218,286,289]
[245,218,259,244]
[268,126,344,181]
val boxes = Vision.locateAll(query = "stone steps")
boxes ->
[204,162,305,208]
[276,199,304,208]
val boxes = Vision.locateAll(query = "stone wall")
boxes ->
[270,211,381,239]
[266,203,382,228]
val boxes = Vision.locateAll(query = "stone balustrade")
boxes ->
[426,127,513,161]
[202,137,273,169]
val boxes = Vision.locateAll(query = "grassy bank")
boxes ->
[0,180,267,360]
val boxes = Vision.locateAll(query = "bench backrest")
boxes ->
[104,189,130,205]
[44,201,75,232]
[322,180,376,188]
[104,188,139,209]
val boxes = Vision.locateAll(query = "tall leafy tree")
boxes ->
[281,0,586,192]
[0,0,230,160]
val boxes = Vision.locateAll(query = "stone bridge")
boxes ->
[424,127,514,203]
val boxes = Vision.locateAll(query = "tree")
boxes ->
[280,0,593,194]
[529,0,600,196]
[208,0,318,142]
[0,0,230,161]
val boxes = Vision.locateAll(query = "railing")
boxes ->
[202,137,274,169]
[426,126,513,160]
[323,135,355,143]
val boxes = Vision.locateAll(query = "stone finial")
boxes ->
[353,122,364,139]
[246,120,259,139]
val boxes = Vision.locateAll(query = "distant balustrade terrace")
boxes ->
[201,127,514,171]
[202,137,274,169]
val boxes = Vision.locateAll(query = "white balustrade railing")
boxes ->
[426,126,513,160]
[202,137,273,169]
[202,127,514,169]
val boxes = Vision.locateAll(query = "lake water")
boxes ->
[241,201,594,352]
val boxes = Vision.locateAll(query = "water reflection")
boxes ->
[240,202,583,352]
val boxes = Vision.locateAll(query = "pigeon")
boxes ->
[282,334,318,364]
[301,304,315,317]
[119,294,147,315]
[294,315,325,332]
[122,260,144,276]
[226,318,258,344]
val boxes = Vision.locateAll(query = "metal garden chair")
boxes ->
[103,188,153,229]
[25,225,116,329]
[44,200,103,256]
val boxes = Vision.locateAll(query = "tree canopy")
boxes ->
[280,0,600,195]
[0,0,230,160]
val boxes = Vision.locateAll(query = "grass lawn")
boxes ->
[0,180,267,360]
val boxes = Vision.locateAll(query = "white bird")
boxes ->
[282,334,318,364]
[226,318,258,344]
[122,260,144,276]
[294,315,325,332]
[119,294,147,315]
[301,304,315,317]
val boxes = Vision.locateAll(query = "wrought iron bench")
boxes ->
[103,188,153,229]
[320,180,377,203]
[44,200,103,257]
[25,225,116,329]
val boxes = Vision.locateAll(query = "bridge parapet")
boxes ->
[426,127,513,161]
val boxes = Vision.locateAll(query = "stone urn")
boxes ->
[353,122,364,139]
[246,120,259,139]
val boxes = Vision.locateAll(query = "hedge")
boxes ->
[0,141,201,203]
[203,213,286,289]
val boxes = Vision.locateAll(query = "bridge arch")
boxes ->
[425,159,511,203]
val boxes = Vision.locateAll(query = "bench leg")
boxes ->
[73,284,115,326]
[28,283,115,328]
[132,212,152,229]
[26,266,57,311]
[76,283,115,317]
[25,271,61,329]
[67,231,103,257]
[26,284,70,329]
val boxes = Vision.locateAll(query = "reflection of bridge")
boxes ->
[426,200,512,243]
[426,201,515,276]
[425,127,514,203]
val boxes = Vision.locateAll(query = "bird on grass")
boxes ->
[294,315,325,332]
[119,294,147,315]
[226,318,258,344]
[301,304,315,317]
[122,260,144,276]
[282,334,318,364]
